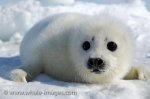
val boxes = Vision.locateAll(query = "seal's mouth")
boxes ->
[91,69,105,74]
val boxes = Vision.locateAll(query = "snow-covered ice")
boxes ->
[0,0,150,99]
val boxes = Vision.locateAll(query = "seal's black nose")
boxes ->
[87,58,105,70]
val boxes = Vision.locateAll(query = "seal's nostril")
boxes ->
[88,59,94,65]
[87,58,105,70]
[97,59,103,66]
[87,59,94,69]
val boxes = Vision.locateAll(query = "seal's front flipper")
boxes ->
[124,66,147,80]
[11,69,28,82]
[11,64,42,82]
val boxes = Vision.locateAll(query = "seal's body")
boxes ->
[11,13,146,83]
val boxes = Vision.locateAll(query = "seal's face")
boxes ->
[69,18,133,82]
[81,37,118,74]
[78,32,120,75]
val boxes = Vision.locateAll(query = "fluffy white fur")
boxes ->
[11,13,147,84]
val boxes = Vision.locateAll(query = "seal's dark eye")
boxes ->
[107,41,117,52]
[82,41,91,51]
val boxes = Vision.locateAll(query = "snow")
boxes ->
[38,0,75,5]
[0,0,150,99]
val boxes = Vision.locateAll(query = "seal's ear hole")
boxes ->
[107,41,117,52]
[82,41,91,51]
[92,37,95,41]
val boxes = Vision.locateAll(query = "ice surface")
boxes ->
[0,0,150,99]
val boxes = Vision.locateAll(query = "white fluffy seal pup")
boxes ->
[11,13,146,84]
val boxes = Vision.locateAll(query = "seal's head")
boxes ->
[69,16,134,83]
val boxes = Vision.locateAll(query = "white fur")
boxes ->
[11,13,135,84]
[11,69,27,82]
